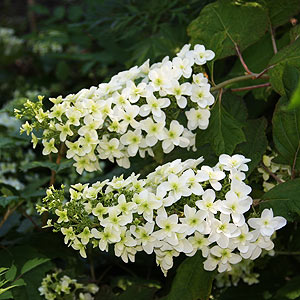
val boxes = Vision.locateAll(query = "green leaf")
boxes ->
[20,258,50,276]
[0,280,8,289]
[11,279,25,288]
[4,265,16,282]
[260,178,300,221]
[20,161,58,172]
[0,290,13,299]
[272,97,300,170]
[275,276,300,299]
[0,279,25,297]
[0,137,28,149]
[20,160,73,175]
[282,65,300,100]
[221,93,247,123]
[265,0,300,28]
[0,270,8,277]
[0,286,17,296]
[268,38,300,95]
[290,24,300,43]
[188,0,268,59]
[0,196,19,208]
[165,252,215,300]
[288,78,300,110]
[197,100,246,155]
[236,118,268,174]
[56,160,74,173]
[12,261,52,300]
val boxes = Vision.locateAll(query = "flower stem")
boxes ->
[261,165,284,184]
[231,82,271,92]
[235,44,252,74]
[210,74,269,92]
[270,25,278,54]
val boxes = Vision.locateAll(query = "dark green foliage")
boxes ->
[260,178,300,221]
[164,253,215,300]
[188,0,268,59]
[1,0,300,299]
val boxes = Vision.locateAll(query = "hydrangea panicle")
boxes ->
[39,154,287,276]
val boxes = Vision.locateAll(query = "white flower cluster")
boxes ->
[31,30,63,56]
[20,44,215,173]
[41,154,286,276]
[39,270,99,300]
[0,27,23,56]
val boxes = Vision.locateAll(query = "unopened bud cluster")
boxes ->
[38,154,286,276]
[17,44,215,173]
[258,150,291,191]
[38,269,99,300]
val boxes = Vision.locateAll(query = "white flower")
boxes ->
[100,207,130,232]
[193,73,208,86]
[187,232,210,257]
[172,233,193,254]
[148,65,172,91]
[157,173,191,201]
[71,238,87,258]
[172,57,193,78]
[55,122,73,142]
[77,226,93,245]
[139,95,170,122]
[179,205,208,235]
[200,166,225,191]
[208,246,242,272]
[191,84,214,108]
[209,214,240,248]
[91,227,121,252]
[123,80,152,103]
[140,118,166,146]
[219,154,251,172]
[196,189,218,215]
[42,138,58,155]
[61,226,76,245]
[118,105,140,129]
[233,224,253,253]
[176,43,191,59]
[116,194,136,220]
[97,137,123,162]
[165,81,192,108]
[136,190,161,222]
[230,179,252,201]
[241,230,274,260]
[114,227,137,262]
[78,115,103,139]
[248,208,287,237]
[162,120,189,153]
[65,140,82,159]
[48,103,65,121]
[187,44,215,65]
[185,108,210,130]
[181,169,204,195]
[120,129,143,156]
[153,209,186,245]
[130,222,157,254]
[111,91,130,107]
[219,190,252,226]
[92,203,108,221]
